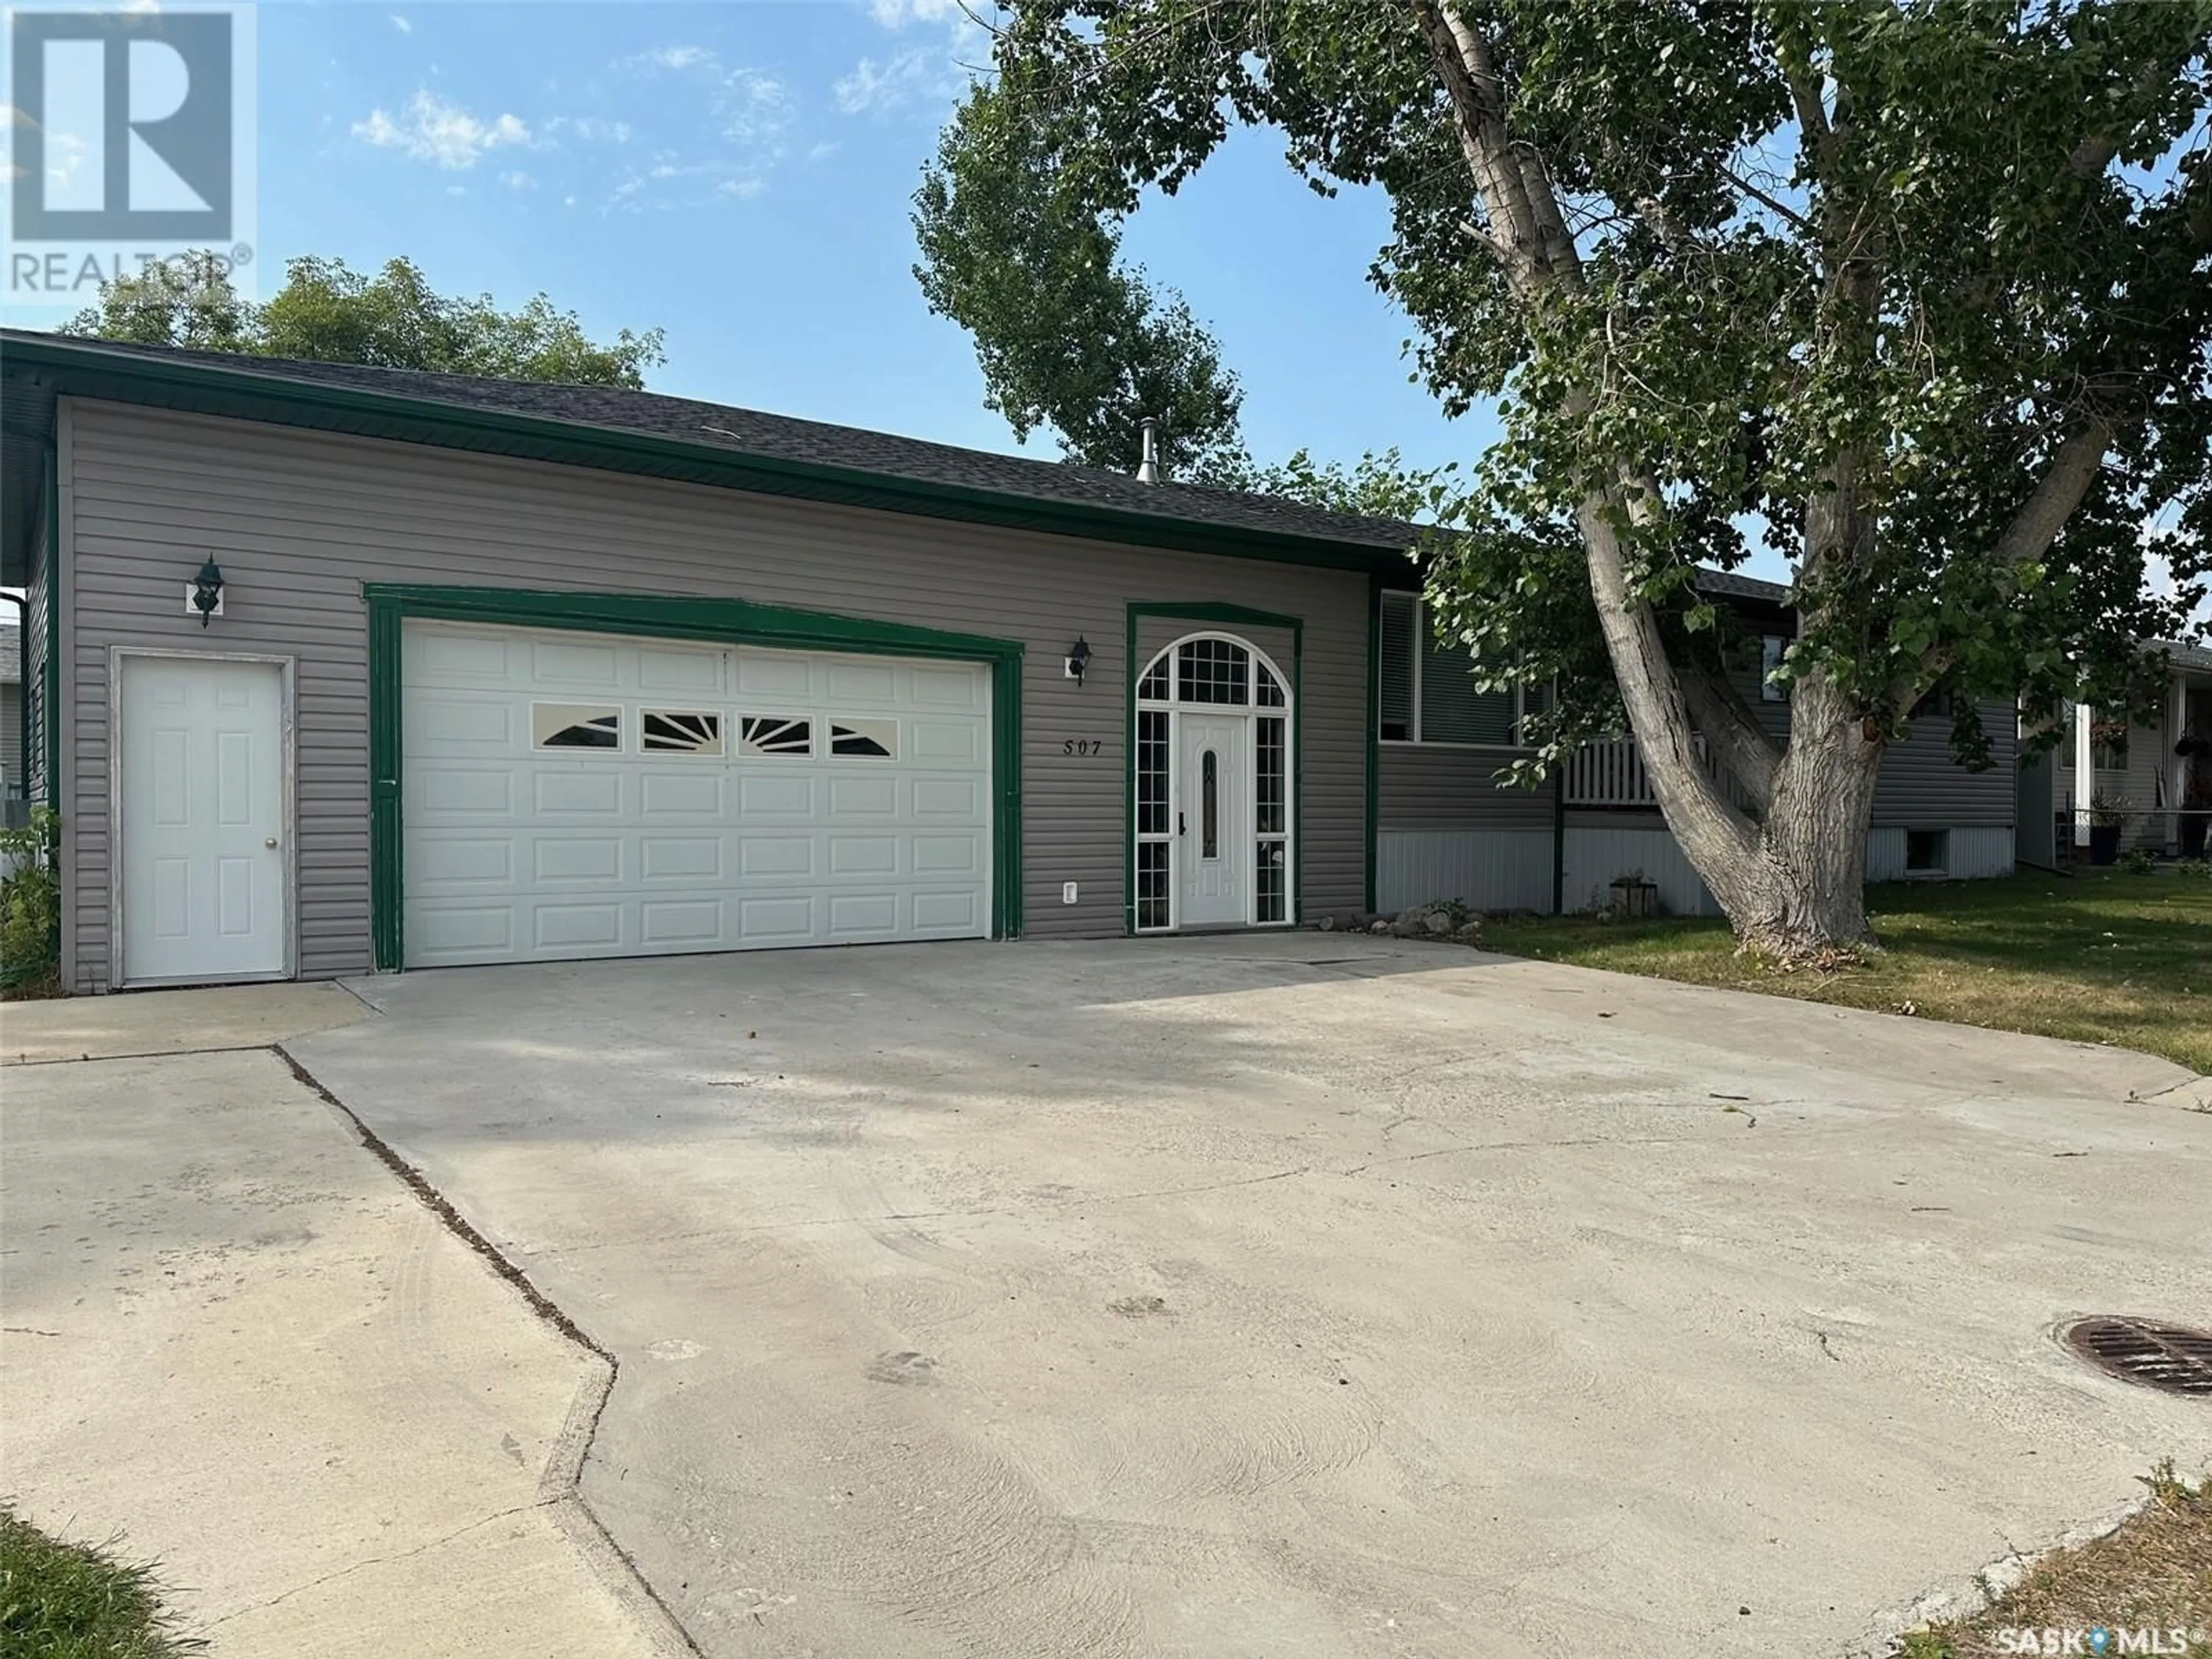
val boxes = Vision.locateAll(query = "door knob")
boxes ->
[265,837,278,849]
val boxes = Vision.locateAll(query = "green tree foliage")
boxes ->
[940,0,2211,952]
[1210,447,1457,521]
[915,91,1245,476]
[65,253,665,388]
[0,808,62,991]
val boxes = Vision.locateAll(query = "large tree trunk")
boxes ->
[1707,675,1886,957]
[1578,495,1882,960]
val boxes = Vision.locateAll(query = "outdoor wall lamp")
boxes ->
[1065,636,1092,685]
[189,557,226,627]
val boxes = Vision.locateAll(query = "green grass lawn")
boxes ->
[0,1509,202,1659]
[1482,871,2212,1075]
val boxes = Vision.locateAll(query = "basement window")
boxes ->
[1905,829,1949,874]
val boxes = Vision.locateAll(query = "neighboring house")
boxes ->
[0,331,2018,995]
[2016,641,2212,865]
[1,619,20,807]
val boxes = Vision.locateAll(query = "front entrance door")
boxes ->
[1177,713,1247,926]
[119,654,289,983]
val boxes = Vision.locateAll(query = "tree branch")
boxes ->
[1888,418,2115,708]
[1779,50,1834,176]
[1578,491,1763,859]
[2069,51,2207,179]
[1413,2,1547,287]
[1715,162,1815,234]
[1993,418,2113,569]
[1456,216,1538,281]
[1674,652,1782,805]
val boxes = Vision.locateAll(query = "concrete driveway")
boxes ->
[0,986,682,1658]
[286,934,2212,1658]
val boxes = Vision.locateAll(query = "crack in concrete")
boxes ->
[1334,1130,1696,1176]
[5,1042,297,1068]
[206,1498,557,1626]
[271,1044,703,1658]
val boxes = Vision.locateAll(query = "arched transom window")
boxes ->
[1132,634,1292,931]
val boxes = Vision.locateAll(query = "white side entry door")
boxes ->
[119,654,289,983]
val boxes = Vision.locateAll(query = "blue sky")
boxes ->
[231,0,1493,484]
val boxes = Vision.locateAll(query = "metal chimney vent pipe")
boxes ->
[1136,416,1161,484]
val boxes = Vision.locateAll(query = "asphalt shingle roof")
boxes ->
[3,332,1431,555]
[0,332,1820,607]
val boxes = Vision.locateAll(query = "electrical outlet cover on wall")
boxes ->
[1062,881,1079,904]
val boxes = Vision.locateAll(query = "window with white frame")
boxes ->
[1377,592,1543,746]
[2054,701,2131,771]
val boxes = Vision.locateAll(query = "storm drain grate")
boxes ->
[2062,1317,2212,1397]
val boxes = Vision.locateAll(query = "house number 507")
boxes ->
[1063,739,1104,756]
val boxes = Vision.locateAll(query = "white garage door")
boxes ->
[402,620,992,968]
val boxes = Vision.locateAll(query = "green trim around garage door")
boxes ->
[365,584,1025,971]
[1122,602,1305,936]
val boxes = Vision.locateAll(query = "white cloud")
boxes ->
[120,0,160,14]
[626,44,715,72]
[807,139,842,163]
[445,183,466,196]
[843,0,987,116]
[544,115,632,145]
[353,89,531,169]
[834,47,961,116]
[868,0,967,26]
[500,169,535,190]
[563,194,577,207]
[389,14,412,35]
[608,153,769,213]
[43,131,88,194]
[720,69,793,149]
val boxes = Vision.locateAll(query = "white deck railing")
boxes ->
[1565,735,1756,810]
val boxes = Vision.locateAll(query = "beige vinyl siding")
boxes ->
[1377,745,1554,830]
[1869,699,2017,830]
[59,399,1370,990]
